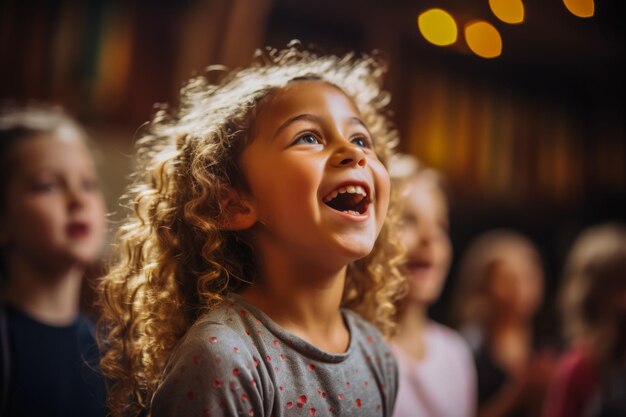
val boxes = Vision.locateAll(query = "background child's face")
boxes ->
[486,246,544,319]
[239,81,390,269]
[400,176,451,305]
[0,133,106,273]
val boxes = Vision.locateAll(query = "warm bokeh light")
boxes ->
[465,21,503,58]
[417,8,458,47]
[489,0,525,24]
[562,0,595,18]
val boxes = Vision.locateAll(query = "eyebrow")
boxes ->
[273,113,371,140]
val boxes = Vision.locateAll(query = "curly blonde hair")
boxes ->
[98,43,405,417]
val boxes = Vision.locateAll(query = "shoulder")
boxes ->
[168,311,259,371]
[554,346,596,383]
[428,321,472,351]
[159,301,266,385]
[423,322,470,356]
[73,314,101,363]
[76,314,97,338]
[425,322,476,379]
[152,311,269,417]
[543,346,598,416]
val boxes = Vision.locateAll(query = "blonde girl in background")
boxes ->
[451,230,553,417]
[388,154,476,417]
[0,105,107,416]
[98,43,406,417]
[543,223,626,417]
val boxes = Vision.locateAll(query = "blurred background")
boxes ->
[1,0,624,334]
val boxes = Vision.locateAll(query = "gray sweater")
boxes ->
[151,294,398,416]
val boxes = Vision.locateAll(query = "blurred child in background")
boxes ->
[389,154,476,417]
[0,104,107,417]
[543,223,626,417]
[452,230,553,417]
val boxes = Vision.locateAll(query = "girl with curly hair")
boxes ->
[98,42,406,417]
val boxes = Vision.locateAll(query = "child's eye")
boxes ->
[351,136,371,148]
[293,133,321,145]
[83,178,101,192]
[32,181,57,193]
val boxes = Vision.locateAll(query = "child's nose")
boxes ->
[418,224,436,246]
[66,186,87,210]
[331,144,367,168]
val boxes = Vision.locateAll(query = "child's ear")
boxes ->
[220,188,258,231]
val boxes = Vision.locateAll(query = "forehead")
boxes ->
[493,241,541,271]
[10,133,94,174]
[402,175,439,195]
[403,175,447,207]
[257,81,361,122]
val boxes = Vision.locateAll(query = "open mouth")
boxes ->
[322,184,371,215]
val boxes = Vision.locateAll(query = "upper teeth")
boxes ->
[323,185,368,202]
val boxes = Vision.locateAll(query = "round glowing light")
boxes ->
[489,0,525,24]
[562,0,594,18]
[464,21,503,59]
[417,8,458,47]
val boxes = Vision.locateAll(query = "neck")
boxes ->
[4,254,84,326]
[486,313,532,372]
[396,301,429,334]
[391,301,430,361]
[242,244,349,353]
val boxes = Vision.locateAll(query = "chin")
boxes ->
[331,230,378,259]
[66,249,102,267]
[409,282,443,299]
[330,244,373,267]
[347,237,379,259]
[407,293,438,305]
